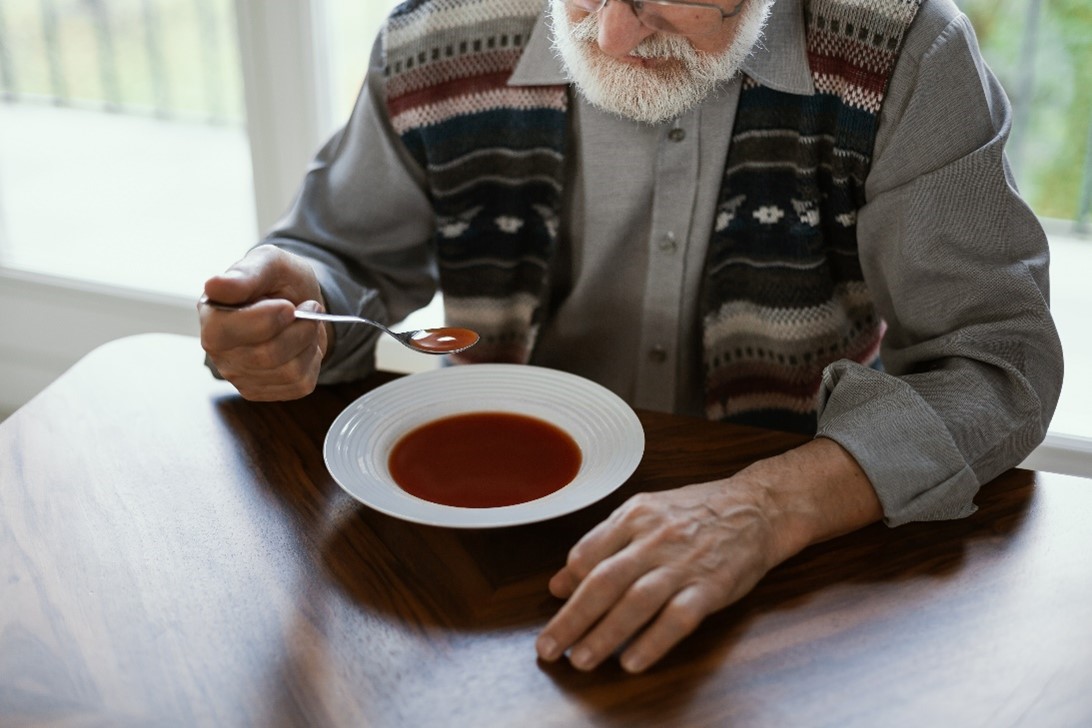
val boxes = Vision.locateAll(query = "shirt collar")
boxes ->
[509,0,814,96]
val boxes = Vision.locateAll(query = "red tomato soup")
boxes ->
[388,412,582,508]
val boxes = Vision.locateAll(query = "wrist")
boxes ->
[732,438,883,564]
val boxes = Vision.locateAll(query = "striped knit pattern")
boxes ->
[384,0,567,364]
[702,0,920,432]
[383,0,920,432]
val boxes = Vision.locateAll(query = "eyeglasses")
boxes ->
[561,0,747,37]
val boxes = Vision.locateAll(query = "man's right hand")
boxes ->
[198,246,332,401]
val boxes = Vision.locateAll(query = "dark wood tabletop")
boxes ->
[2,334,1090,727]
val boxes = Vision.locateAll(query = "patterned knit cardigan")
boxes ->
[383,0,921,433]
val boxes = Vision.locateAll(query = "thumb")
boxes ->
[203,247,280,305]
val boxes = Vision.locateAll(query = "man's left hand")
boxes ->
[535,477,782,673]
[535,438,882,673]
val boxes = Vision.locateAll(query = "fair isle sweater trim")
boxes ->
[428,146,564,173]
[390,85,569,135]
[701,0,921,431]
[383,1,565,364]
[385,0,545,43]
[702,283,878,340]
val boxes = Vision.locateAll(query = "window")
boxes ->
[0,0,255,298]
[0,0,398,299]
[957,0,1091,226]
[324,1,401,125]
[0,0,416,419]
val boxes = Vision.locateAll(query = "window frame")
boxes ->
[233,0,335,233]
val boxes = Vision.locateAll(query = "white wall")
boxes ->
[0,269,197,416]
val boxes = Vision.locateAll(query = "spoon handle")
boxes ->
[200,297,382,327]
[291,309,381,326]
[200,296,478,355]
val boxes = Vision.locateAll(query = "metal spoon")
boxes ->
[200,297,480,355]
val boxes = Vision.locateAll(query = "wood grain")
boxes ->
[1,334,1089,727]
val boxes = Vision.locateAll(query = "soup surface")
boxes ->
[407,327,479,353]
[388,412,582,508]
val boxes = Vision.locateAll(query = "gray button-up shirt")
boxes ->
[259,0,1063,526]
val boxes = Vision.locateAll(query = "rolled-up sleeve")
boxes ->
[815,9,1064,526]
[258,38,437,383]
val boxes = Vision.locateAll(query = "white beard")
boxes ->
[548,0,773,125]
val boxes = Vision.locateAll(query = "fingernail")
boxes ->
[548,573,572,598]
[621,652,647,673]
[537,636,559,661]
[273,306,295,327]
[570,647,594,670]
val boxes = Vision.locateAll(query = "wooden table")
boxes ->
[2,334,1090,727]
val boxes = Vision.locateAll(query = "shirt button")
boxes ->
[659,231,677,252]
[648,346,668,363]
[668,127,685,142]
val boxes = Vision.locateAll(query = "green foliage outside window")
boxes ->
[959,0,1092,223]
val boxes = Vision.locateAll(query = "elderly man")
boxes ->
[199,0,1063,673]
